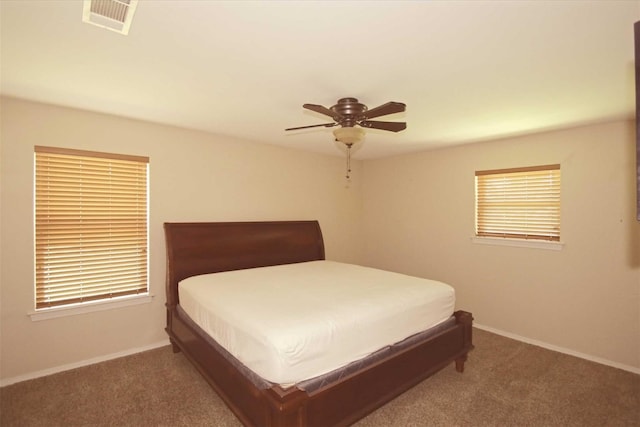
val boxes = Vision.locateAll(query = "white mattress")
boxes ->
[178,260,455,386]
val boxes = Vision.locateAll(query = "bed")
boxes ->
[164,220,473,427]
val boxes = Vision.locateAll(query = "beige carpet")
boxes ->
[1,329,639,426]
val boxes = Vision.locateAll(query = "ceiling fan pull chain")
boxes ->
[345,143,352,180]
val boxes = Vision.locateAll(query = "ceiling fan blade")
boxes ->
[303,103,343,121]
[361,102,406,120]
[285,123,337,131]
[360,120,407,132]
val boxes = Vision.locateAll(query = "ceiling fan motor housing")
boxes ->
[331,98,367,127]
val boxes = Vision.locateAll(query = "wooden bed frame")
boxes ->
[164,220,473,427]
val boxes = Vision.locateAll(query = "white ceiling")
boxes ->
[1,0,638,159]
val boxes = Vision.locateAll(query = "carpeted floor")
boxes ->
[1,329,639,426]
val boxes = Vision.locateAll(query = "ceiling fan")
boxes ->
[285,97,406,180]
[285,97,406,136]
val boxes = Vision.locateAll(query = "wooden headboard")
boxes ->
[163,220,325,307]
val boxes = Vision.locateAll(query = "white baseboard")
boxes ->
[474,323,640,375]
[0,339,171,387]
[3,327,638,387]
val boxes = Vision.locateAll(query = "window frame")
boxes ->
[34,146,150,311]
[475,164,561,244]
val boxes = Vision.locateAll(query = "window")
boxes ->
[475,165,560,242]
[34,146,149,309]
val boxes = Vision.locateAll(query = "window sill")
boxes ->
[28,294,154,321]
[471,236,564,251]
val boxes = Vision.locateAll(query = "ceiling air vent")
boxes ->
[82,0,138,35]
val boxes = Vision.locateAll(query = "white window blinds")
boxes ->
[35,146,149,309]
[475,165,561,241]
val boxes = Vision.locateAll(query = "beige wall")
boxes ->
[2,97,639,383]
[0,97,365,381]
[362,119,640,370]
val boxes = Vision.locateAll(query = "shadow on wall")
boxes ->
[630,219,640,268]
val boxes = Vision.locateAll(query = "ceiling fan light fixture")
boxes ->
[333,126,365,144]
